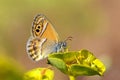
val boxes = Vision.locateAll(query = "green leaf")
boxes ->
[48,49,106,77]
[48,58,68,74]
[70,64,100,76]
[24,68,54,80]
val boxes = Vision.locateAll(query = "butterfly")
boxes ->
[26,14,72,61]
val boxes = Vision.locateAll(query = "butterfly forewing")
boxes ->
[32,14,59,42]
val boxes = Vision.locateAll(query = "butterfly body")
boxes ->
[26,14,67,61]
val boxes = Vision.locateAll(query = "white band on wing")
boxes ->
[40,22,48,37]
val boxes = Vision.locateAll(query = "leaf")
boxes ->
[48,58,68,74]
[48,49,106,77]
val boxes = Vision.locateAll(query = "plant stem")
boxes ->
[69,75,76,80]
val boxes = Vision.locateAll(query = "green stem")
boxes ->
[69,75,76,80]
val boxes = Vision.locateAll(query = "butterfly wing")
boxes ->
[26,14,59,61]
[26,36,58,61]
[26,37,46,61]
[32,14,59,42]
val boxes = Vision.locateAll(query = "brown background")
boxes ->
[0,0,120,80]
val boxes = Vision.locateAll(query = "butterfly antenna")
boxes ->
[64,36,73,42]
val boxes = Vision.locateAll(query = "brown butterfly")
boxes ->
[26,14,71,61]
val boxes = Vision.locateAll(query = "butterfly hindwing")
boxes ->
[26,37,48,61]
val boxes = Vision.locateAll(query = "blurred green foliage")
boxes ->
[24,68,54,80]
[0,54,23,80]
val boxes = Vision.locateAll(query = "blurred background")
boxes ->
[0,0,120,80]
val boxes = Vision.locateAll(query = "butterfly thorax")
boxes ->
[55,41,67,52]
